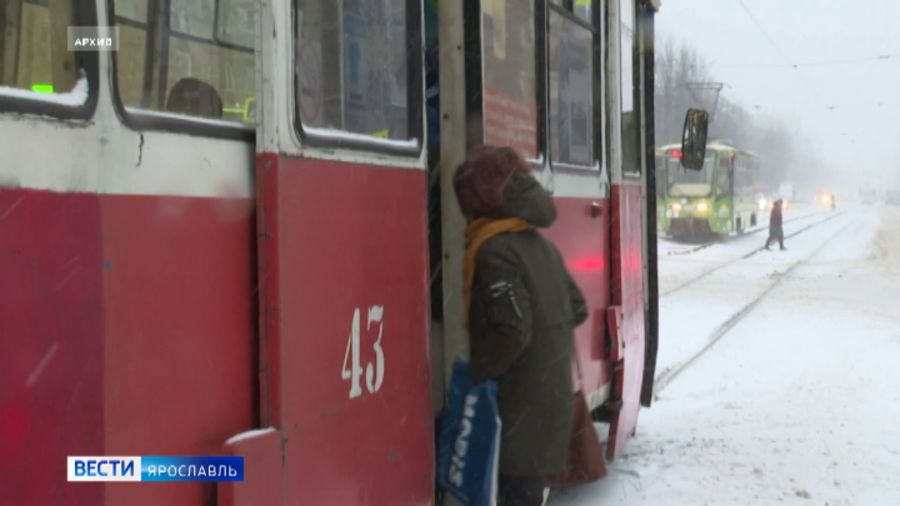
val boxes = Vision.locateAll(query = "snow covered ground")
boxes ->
[551,204,900,505]
[656,203,828,296]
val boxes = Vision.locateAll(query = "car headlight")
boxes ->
[696,202,710,212]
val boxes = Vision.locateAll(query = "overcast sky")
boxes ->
[656,0,900,190]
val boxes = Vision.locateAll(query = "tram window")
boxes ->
[716,156,732,196]
[732,160,743,193]
[295,0,414,143]
[574,0,592,23]
[549,0,591,21]
[115,0,148,108]
[735,157,756,194]
[113,0,256,125]
[667,153,714,196]
[114,0,147,22]
[549,7,593,167]
[480,0,539,159]
[216,0,254,48]
[620,0,639,173]
[0,0,89,101]
[170,0,215,40]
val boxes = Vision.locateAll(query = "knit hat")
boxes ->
[453,145,530,218]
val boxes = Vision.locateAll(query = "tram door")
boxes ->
[228,1,434,504]
[606,0,652,459]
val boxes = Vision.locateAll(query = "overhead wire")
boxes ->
[719,54,894,69]
[733,0,829,106]
[728,1,898,170]
[735,0,793,63]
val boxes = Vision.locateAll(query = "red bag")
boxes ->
[550,391,607,486]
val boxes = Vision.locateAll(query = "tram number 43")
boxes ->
[341,306,385,399]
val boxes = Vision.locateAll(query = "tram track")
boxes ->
[662,210,826,257]
[653,213,858,394]
[660,211,844,298]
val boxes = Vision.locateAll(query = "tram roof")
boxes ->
[657,141,760,160]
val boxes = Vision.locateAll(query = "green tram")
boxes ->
[657,142,761,240]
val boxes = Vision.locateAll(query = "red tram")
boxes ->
[0,0,671,504]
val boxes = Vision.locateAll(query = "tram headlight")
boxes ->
[696,201,710,213]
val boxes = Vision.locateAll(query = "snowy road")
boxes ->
[655,207,847,391]
[657,204,833,296]
[657,203,825,261]
[552,204,900,505]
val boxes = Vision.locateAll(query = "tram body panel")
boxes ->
[607,180,647,458]
[251,0,434,500]
[0,42,258,504]
[254,155,434,505]
[0,188,105,506]
[0,188,258,506]
[100,193,256,505]
[542,195,613,403]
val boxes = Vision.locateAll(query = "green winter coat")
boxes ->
[468,171,588,477]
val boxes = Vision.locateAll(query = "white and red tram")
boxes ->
[0,0,668,504]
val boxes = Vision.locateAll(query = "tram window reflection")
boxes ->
[480,0,539,160]
[716,156,732,197]
[574,0,592,24]
[667,153,715,197]
[295,0,412,142]
[0,0,82,96]
[620,0,639,173]
[550,0,593,22]
[549,7,594,167]
[170,0,215,40]
[113,0,256,124]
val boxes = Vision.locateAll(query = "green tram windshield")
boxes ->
[666,152,716,197]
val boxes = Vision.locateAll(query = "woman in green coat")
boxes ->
[454,145,588,506]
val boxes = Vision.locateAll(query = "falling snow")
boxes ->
[552,203,900,505]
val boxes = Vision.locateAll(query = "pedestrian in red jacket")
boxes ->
[765,199,785,250]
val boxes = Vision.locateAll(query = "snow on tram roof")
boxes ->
[656,141,759,159]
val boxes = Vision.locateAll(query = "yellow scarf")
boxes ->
[463,217,533,328]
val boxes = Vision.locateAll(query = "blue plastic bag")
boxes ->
[437,358,501,506]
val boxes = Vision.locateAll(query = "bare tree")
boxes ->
[655,38,798,190]
[655,39,712,145]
